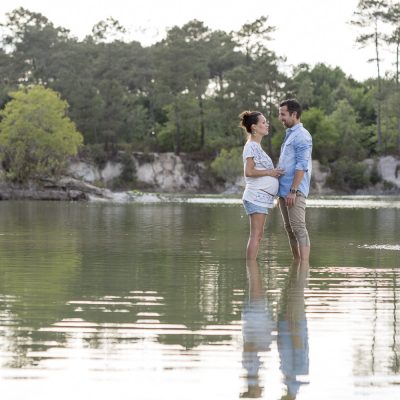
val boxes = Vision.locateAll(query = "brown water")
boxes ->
[0,198,399,399]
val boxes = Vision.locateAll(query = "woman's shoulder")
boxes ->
[243,140,257,153]
[244,141,261,150]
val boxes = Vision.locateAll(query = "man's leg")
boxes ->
[279,197,300,260]
[287,195,310,262]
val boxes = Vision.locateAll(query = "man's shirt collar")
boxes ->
[286,122,303,135]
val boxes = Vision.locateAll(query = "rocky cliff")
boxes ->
[0,152,399,201]
[69,152,211,193]
[69,152,400,196]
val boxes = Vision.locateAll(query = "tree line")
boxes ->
[0,2,399,189]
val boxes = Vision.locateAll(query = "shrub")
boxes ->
[327,157,369,192]
[210,147,242,184]
[369,160,382,185]
[0,85,83,182]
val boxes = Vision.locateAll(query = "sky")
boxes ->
[0,0,394,81]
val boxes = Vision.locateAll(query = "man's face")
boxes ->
[279,105,297,128]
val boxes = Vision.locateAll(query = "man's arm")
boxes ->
[285,134,312,206]
[285,170,304,207]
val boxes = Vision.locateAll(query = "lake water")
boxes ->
[0,197,399,400]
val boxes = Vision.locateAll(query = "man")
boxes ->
[278,99,312,262]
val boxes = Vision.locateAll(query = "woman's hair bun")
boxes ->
[240,111,251,121]
[239,110,261,133]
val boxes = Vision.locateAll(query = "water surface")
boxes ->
[0,198,399,399]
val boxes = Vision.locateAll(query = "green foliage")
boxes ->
[157,94,201,153]
[326,156,384,193]
[369,159,382,185]
[81,143,109,167]
[203,97,244,152]
[289,63,348,113]
[326,157,370,192]
[119,152,136,182]
[110,151,137,190]
[0,85,83,182]
[329,99,368,160]
[1,5,400,175]
[210,147,242,183]
[301,107,337,164]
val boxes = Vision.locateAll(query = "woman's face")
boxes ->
[253,114,269,136]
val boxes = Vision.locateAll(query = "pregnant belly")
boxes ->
[259,176,279,195]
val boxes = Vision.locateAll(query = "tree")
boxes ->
[233,16,276,67]
[180,20,211,150]
[210,147,242,184]
[207,30,241,95]
[300,107,337,164]
[287,64,315,110]
[350,0,389,151]
[227,17,283,155]
[329,99,368,160]
[383,1,400,152]
[0,85,83,181]
[90,17,127,43]
[0,7,71,85]
[0,49,15,108]
[152,20,211,154]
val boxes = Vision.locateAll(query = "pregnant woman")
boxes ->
[239,111,284,260]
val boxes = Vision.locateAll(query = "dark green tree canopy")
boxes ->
[0,4,399,179]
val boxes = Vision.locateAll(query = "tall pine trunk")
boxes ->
[374,21,383,151]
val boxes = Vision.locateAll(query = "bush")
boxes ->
[210,147,242,184]
[369,160,382,185]
[327,157,369,192]
[119,152,136,183]
[0,85,83,182]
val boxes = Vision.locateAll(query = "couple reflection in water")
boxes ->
[241,260,309,399]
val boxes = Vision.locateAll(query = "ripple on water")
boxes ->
[358,244,400,251]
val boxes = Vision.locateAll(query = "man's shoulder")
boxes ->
[296,125,312,142]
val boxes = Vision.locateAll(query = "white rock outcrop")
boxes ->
[68,161,101,183]
[68,152,205,192]
[134,153,203,192]
[67,154,399,194]
[378,156,400,187]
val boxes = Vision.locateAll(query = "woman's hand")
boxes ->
[245,158,285,178]
[267,168,285,178]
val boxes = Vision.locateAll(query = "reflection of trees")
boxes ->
[0,202,81,368]
[300,207,400,380]
[350,250,400,378]
[307,208,400,267]
[67,203,249,349]
[391,269,399,373]
[2,201,399,383]
[370,258,400,375]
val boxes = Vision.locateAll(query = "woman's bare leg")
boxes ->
[246,213,267,260]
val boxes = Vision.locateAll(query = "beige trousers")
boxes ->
[279,194,310,248]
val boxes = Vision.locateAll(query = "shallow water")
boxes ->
[0,198,399,399]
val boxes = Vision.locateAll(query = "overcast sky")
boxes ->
[0,0,394,81]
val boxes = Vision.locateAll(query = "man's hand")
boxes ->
[285,192,297,207]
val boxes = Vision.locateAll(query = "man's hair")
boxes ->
[279,98,302,118]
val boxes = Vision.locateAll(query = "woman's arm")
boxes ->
[245,157,283,178]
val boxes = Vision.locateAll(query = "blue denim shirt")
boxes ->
[278,123,312,197]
